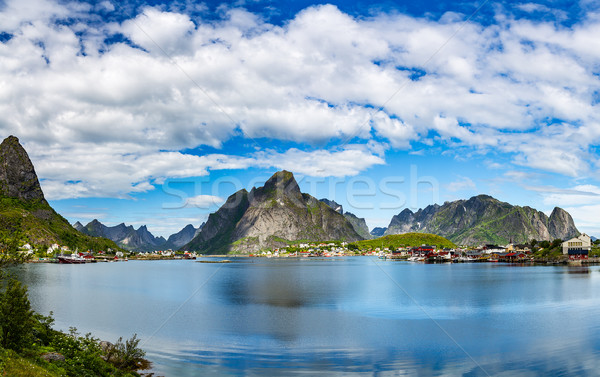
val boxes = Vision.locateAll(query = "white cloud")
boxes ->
[185,195,225,208]
[528,184,600,207]
[0,1,599,198]
[445,176,476,192]
[33,142,383,199]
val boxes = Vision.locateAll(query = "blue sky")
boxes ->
[1,0,599,238]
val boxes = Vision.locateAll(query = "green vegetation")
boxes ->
[533,238,565,259]
[351,233,456,250]
[0,278,150,377]
[0,237,149,376]
[0,195,121,253]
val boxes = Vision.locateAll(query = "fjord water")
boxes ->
[15,259,600,376]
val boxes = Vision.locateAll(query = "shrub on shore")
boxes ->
[0,277,151,377]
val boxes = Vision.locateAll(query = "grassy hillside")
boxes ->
[0,196,121,252]
[351,232,456,250]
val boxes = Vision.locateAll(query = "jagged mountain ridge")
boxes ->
[75,220,203,252]
[77,219,168,252]
[318,199,371,239]
[384,194,579,245]
[184,171,363,254]
[0,135,120,251]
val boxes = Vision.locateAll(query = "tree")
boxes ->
[551,238,563,249]
[0,279,34,352]
[0,236,30,272]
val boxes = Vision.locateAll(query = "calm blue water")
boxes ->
[13,259,600,376]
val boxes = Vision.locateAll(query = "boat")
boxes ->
[57,253,86,264]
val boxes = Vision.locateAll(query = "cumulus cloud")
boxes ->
[33,142,383,199]
[445,176,476,192]
[185,195,225,208]
[0,1,599,198]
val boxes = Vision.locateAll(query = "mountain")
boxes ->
[184,171,363,254]
[343,212,371,240]
[163,223,203,250]
[384,194,579,245]
[73,221,85,232]
[370,227,387,237]
[319,199,372,239]
[0,135,120,251]
[319,199,344,214]
[77,219,166,252]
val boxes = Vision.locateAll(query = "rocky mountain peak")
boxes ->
[0,135,46,202]
[548,207,579,240]
[257,170,301,199]
[184,170,362,253]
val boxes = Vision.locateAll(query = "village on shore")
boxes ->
[20,232,600,265]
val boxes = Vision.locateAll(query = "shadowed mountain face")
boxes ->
[163,223,203,250]
[385,195,579,245]
[370,227,387,238]
[318,199,371,239]
[184,171,363,254]
[0,135,120,251]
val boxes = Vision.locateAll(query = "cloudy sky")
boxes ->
[1,0,599,238]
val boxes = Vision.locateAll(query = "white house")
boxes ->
[562,234,592,257]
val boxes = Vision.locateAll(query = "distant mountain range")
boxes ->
[73,178,582,252]
[384,195,579,245]
[0,136,120,251]
[74,220,203,252]
[183,171,362,254]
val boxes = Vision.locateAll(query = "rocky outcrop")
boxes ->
[547,207,579,241]
[384,194,580,245]
[0,136,46,203]
[184,171,363,254]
